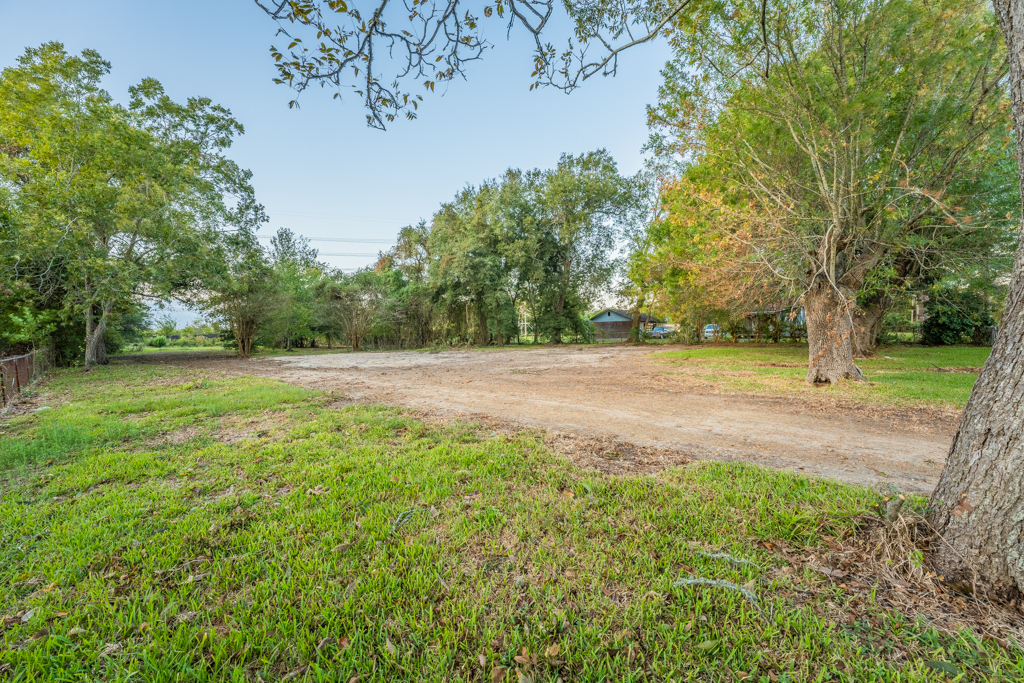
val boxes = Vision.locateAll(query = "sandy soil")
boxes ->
[134,345,956,493]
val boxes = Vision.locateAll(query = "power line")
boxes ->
[258,236,395,244]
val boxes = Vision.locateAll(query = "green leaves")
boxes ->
[0,43,262,363]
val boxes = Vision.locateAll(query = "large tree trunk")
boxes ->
[84,302,112,368]
[852,294,891,358]
[804,279,865,383]
[927,0,1024,599]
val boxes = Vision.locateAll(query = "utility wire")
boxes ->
[258,236,395,244]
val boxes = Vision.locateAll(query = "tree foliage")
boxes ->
[254,0,693,127]
[640,0,1017,379]
[0,43,263,364]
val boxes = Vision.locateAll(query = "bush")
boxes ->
[150,335,168,348]
[921,288,995,346]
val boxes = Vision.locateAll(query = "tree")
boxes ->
[0,44,263,366]
[327,269,388,351]
[267,227,323,349]
[536,150,638,342]
[200,230,277,357]
[255,0,689,128]
[644,0,1015,382]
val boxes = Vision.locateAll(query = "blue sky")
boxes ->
[1,0,672,323]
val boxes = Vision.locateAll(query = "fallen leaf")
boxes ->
[53,611,69,619]
[338,636,351,649]
[768,670,779,682]
[282,666,309,681]
[736,672,750,681]
[684,621,693,632]
[562,490,574,498]
[42,582,57,593]
[385,638,397,656]
[21,609,35,623]
[514,655,529,664]
[695,639,720,652]
[545,644,560,658]
[478,654,487,667]
[924,660,959,676]
[316,637,331,650]
[332,543,352,554]
[429,506,440,519]
[627,643,636,664]
[516,671,533,683]
[490,666,507,683]
[68,627,86,638]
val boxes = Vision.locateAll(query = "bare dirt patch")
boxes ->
[119,345,957,493]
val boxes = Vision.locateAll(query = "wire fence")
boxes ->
[0,349,52,409]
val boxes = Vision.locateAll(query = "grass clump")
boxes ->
[654,345,990,408]
[1,365,1021,681]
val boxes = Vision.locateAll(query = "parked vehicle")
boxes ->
[648,326,669,339]
[703,324,721,339]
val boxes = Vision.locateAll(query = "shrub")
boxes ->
[150,335,168,348]
[921,288,994,346]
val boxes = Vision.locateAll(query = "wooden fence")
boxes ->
[0,349,52,408]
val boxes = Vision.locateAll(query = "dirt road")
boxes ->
[208,344,953,493]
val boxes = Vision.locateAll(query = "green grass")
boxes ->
[653,345,990,409]
[2,367,1020,681]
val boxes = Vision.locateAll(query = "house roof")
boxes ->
[589,309,663,324]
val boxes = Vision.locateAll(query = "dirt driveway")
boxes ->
[193,344,952,494]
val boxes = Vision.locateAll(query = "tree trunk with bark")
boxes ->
[927,0,1024,599]
[551,291,565,344]
[84,302,113,367]
[234,318,256,357]
[475,299,489,346]
[804,279,865,383]
[852,294,891,358]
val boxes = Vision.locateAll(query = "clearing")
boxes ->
[2,365,1023,681]
[172,344,976,494]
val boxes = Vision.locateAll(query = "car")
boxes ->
[648,326,670,339]
[703,324,721,339]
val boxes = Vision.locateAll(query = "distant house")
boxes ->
[589,309,662,340]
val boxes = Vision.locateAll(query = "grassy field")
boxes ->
[2,366,1021,681]
[653,345,990,409]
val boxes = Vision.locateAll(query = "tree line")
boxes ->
[0,46,640,361]
[203,151,640,356]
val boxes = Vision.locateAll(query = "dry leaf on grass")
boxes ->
[490,666,507,683]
